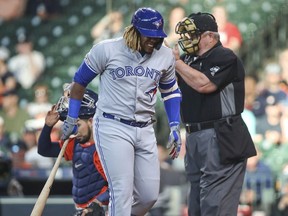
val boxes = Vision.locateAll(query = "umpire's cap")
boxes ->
[188,12,218,33]
[131,7,167,38]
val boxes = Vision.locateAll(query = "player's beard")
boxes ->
[76,128,91,144]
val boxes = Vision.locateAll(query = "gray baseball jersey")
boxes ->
[85,37,176,122]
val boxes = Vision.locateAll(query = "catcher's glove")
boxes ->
[82,202,105,216]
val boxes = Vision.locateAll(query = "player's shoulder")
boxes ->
[90,37,125,54]
[95,37,124,47]
[210,45,237,62]
[159,44,173,52]
[156,45,174,57]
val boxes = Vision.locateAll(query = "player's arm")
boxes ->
[175,60,217,93]
[62,59,98,140]
[159,79,182,126]
[38,105,62,157]
[38,124,61,157]
[159,79,182,159]
[172,44,217,93]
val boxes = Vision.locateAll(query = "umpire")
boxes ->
[172,12,257,216]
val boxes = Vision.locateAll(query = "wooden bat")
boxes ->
[30,138,70,216]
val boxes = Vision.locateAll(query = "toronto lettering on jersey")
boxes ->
[109,66,161,81]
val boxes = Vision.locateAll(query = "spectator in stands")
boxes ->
[252,62,287,118]
[7,34,45,90]
[26,84,52,118]
[271,163,288,216]
[242,75,258,140]
[256,101,282,138]
[280,101,288,144]
[257,113,288,177]
[90,11,124,44]
[25,0,62,20]
[0,46,19,107]
[211,5,242,54]
[241,149,274,215]
[242,108,257,141]
[244,74,258,111]
[0,0,27,21]
[165,6,186,46]
[22,121,53,169]
[149,144,187,216]
[0,151,23,196]
[0,89,30,140]
[0,116,13,156]
[279,48,288,95]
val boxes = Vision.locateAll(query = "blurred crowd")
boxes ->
[0,2,288,216]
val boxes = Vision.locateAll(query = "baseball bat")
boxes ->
[30,138,70,216]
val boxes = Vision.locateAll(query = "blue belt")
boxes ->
[102,112,154,128]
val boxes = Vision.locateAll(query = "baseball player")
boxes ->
[38,86,109,216]
[173,13,256,216]
[61,7,182,216]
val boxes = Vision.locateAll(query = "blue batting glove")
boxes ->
[166,124,181,159]
[61,116,77,140]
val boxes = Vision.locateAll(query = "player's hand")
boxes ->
[45,105,60,127]
[166,124,181,159]
[81,200,105,216]
[61,116,77,140]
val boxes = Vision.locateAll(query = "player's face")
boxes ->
[75,119,92,144]
[140,36,162,54]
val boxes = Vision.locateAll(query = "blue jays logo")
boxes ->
[145,84,158,102]
[153,19,162,29]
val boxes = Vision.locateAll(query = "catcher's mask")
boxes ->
[56,84,98,121]
[175,17,201,54]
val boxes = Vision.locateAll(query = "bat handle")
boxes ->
[30,139,70,216]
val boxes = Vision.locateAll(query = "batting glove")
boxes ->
[166,124,182,159]
[61,116,77,140]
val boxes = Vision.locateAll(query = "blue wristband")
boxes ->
[68,98,81,118]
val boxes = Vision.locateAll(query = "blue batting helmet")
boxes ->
[131,7,167,38]
[56,87,98,121]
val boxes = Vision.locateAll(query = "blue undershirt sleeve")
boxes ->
[74,60,97,87]
[38,124,61,157]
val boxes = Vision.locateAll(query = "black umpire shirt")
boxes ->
[177,41,245,123]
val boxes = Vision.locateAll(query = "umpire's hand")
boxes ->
[167,125,182,159]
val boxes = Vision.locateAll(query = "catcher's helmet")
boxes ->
[131,7,167,38]
[56,88,98,121]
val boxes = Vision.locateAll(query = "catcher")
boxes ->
[37,84,108,216]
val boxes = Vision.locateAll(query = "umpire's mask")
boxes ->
[175,17,201,54]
